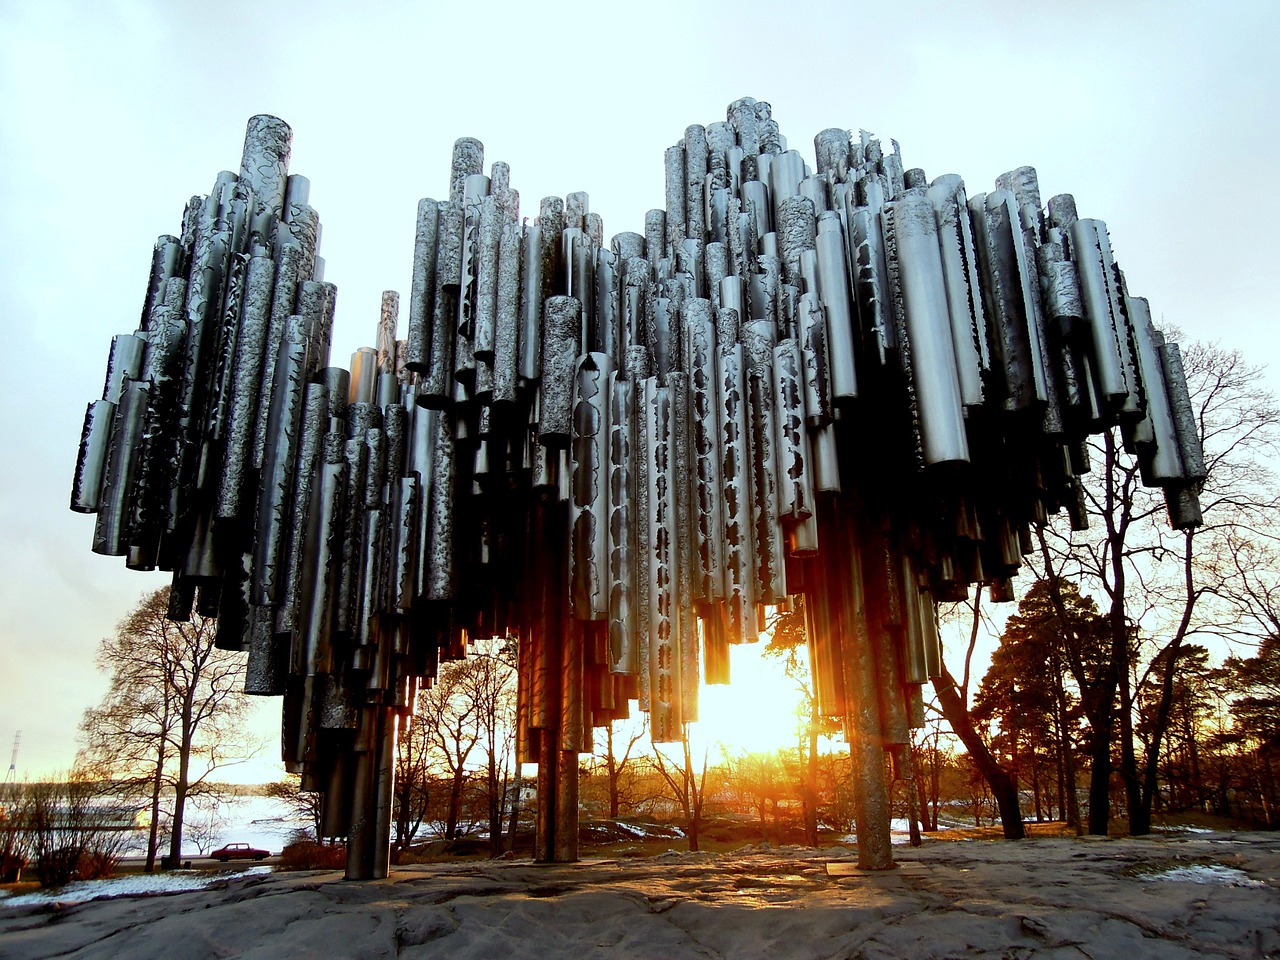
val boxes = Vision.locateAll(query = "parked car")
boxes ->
[208,843,270,862]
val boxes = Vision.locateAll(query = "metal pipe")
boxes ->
[538,295,581,446]
[569,352,612,620]
[718,343,758,643]
[643,377,682,740]
[607,373,638,674]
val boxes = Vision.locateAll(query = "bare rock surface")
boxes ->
[3,832,1278,959]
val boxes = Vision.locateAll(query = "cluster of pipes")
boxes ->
[72,98,1204,877]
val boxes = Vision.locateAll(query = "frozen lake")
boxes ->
[119,793,310,858]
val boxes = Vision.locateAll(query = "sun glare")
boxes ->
[689,642,811,758]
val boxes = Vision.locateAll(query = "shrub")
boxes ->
[279,840,346,871]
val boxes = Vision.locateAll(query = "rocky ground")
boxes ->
[2,831,1278,959]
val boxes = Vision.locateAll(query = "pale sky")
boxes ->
[1,0,1277,781]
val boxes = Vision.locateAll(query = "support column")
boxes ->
[832,502,894,870]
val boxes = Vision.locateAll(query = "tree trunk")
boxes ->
[446,772,464,840]
[506,772,521,853]
[605,725,620,820]
[166,699,194,868]
[488,753,502,858]
[933,671,1025,839]
[804,705,819,846]
[1086,700,1114,835]
[145,741,166,873]
[682,734,700,852]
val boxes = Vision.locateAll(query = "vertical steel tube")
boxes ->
[718,343,758,642]
[570,352,612,620]
[644,378,682,739]
[538,295,581,446]
[494,199,522,405]
[607,373,638,674]
[216,255,276,520]
[889,194,970,465]
[421,200,462,406]
[814,211,859,403]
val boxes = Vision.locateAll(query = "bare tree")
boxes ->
[415,661,482,840]
[1039,343,1280,834]
[651,725,710,851]
[932,592,1026,839]
[392,708,432,857]
[462,642,517,856]
[592,718,650,819]
[78,588,257,870]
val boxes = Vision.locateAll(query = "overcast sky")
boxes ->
[1,0,1276,781]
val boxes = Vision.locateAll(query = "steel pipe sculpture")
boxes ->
[72,99,1205,878]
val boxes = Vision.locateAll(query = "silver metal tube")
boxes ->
[407,402,437,598]
[669,371,699,722]
[887,194,969,465]
[1128,297,1182,482]
[607,373,638,674]
[684,125,707,243]
[927,175,987,408]
[140,235,184,331]
[718,343,757,643]
[772,338,815,524]
[296,434,346,677]
[644,377,682,740]
[391,475,419,610]
[664,145,685,253]
[92,378,147,556]
[71,400,114,513]
[253,243,302,469]
[743,322,786,605]
[494,201,522,405]
[797,291,833,427]
[421,200,462,406]
[569,352,612,620]
[1158,339,1207,483]
[540,295,582,448]
[778,195,816,285]
[474,194,501,360]
[103,334,146,405]
[814,212,858,403]
[850,204,892,363]
[349,347,377,405]
[683,298,725,603]
[404,198,439,372]
[518,221,544,382]
[216,255,276,520]
[454,172,490,383]
[424,407,456,601]
[239,115,291,244]
[277,382,330,637]
[769,150,806,229]
[449,137,484,204]
[814,128,850,182]
[335,437,369,632]
[251,315,309,604]
[1069,218,1133,412]
[644,209,665,263]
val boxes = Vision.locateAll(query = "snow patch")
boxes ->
[1144,863,1265,887]
[0,866,272,908]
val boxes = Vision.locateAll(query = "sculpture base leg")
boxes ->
[534,729,579,862]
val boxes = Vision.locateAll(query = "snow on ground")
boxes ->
[1143,863,1269,887]
[0,866,272,908]
[839,819,947,846]
[613,821,685,839]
